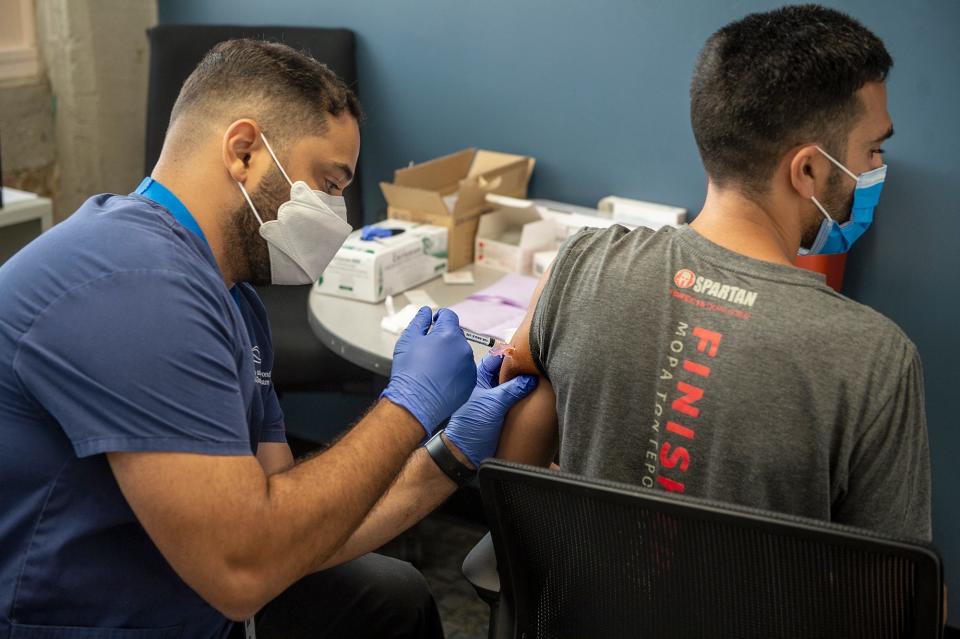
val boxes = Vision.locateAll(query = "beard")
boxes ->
[800,166,855,250]
[222,167,290,286]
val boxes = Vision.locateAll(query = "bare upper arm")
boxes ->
[495,265,559,466]
[107,451,269,617]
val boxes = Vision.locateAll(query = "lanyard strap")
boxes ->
[135,177,242,309]
[134,177,210,248]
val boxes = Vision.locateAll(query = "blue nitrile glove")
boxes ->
[361,225,403,241]
[381,307,476,436]
[444,353,538,467]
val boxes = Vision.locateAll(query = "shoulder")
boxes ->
[9,193,227,313]
[552,224,664,275]
[42,193,214,278]
[560,224,661,254]
[815,290,916,369]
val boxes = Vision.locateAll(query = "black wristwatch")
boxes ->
[424,431,475,487]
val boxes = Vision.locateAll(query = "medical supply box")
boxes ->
[315,221,448,303]
[475,195,556,275]
[380,148,535,270]
[597,195,687,230]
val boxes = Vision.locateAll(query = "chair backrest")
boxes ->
[144,24,364,228]
[478,459,943,639]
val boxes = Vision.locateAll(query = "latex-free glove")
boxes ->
[444,353,538,467]
[381,307,476,436]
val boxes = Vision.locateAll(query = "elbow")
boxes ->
[206,566,275,622]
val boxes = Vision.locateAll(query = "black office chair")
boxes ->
[467,459,944,639]
[144,25,379,407]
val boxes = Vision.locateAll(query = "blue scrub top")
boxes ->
[0,180,285,636]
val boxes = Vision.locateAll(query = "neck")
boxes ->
[151,160,238,288]
[689,183,800,267]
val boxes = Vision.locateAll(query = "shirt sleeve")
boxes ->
[259,385,286,444]
[13,270,253,458]
[833,350,932,541]
[529,228,598,378]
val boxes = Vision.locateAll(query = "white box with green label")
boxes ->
[315,220,448,302]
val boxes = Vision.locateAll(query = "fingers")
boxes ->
[431,308,461,334]
[495,374,538,406]
[477,353,505,388]
[406,306,434,336]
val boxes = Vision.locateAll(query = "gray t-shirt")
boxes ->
[531,225,931,541]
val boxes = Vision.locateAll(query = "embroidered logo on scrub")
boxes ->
[251,345,271,387]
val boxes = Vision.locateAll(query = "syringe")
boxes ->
[461,328,515,357]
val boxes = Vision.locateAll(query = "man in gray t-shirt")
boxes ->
[496,5,932,542]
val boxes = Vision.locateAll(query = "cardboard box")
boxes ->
[315,220,448,302]
[597,195,686,230]
[475,195,556,274]
[534,199,623,244]
[533,249,559,277]
[380,148,535,270]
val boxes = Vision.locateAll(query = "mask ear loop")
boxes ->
[236,181,264,225]
[259,132,294,188]
[815,146,859,181]
[810,195,834,222]
[811,146,856,224]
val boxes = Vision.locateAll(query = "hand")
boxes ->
[381,307,476,436]
[444,353,538,467]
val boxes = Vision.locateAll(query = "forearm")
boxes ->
[233,400,425,608]
[317,446,457,570]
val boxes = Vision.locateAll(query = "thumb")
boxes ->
[431,308,461,333]
[494,375,538,407]
[477,353,504,388]
[404,306,433,336]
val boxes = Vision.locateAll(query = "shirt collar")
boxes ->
[134,177,243,307]
[134,177,210,248]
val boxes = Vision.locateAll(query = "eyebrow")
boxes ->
[872,125,894,143]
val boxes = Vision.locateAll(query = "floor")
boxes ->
[287,432,492,639]
[380,513,492,639]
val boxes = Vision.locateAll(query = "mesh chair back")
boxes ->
[479,459,943,639]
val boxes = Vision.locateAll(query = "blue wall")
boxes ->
[160,0,960,619]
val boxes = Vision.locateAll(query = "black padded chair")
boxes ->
[467,459,944,639]
[144,25,378,403]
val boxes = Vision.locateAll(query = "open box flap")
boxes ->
[393,148,476,190]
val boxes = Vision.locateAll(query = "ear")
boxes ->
[222,119,261,184]
[788,144,827,200]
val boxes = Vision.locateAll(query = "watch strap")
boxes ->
[424,431,475,487]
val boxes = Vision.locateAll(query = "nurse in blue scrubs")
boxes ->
[0,39,534,638]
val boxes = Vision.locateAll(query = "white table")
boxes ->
[308,264,511,375]
[0,188,53,263]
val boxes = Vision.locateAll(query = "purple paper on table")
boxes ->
[449,273,539,342]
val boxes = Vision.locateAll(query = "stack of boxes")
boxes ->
[316,147,688,302]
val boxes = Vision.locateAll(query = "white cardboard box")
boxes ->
[315,220,448,302]
[533,249,559,277]
[475,195,556,274]
[597,195,686,230]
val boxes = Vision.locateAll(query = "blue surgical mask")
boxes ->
[800,146,887,256]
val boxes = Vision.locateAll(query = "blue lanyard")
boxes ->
[134,177,242,308]
[134,177,209,247]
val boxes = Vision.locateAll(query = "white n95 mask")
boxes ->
[236,132,352,285]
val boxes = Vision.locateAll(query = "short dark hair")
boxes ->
[690,5,892,195]
[169,39,361,144]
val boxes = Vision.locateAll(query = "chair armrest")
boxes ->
[462,531,500,603]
